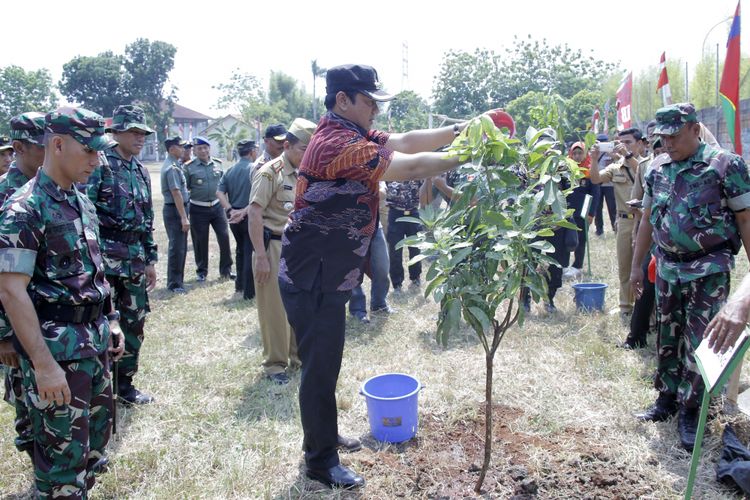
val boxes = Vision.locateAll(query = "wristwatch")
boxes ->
[625,152,634,160]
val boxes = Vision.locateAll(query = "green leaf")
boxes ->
[467,306,491,332]
[395,216,424,225]
[449,247,473,267]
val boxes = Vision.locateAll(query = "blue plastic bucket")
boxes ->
[360,373,422,443]
[572,283,608,311]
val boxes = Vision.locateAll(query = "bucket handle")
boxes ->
[358,385,425,397]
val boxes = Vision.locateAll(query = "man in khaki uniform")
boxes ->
[590,127,644,322]
[248,118,316,384]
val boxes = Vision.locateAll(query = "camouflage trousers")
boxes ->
[20,351,112,499]
[655,271,729,409]
[106,273,149,379]
[3,365,32,453]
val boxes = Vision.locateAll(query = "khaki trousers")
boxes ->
[616,216,635,313]
[254,239,300,375]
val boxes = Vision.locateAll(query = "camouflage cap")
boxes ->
[236,139,256,150]
[653,103,698,136]
[106,105,155,135]
[0,135,11,152]
[45,107,113,151]
[287,118,317,145]
[10,112,46,145]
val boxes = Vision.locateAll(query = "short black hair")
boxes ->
[285,133,300,146]
[238,146,255,157]
[618,127,642,141]
[324,90,359,111]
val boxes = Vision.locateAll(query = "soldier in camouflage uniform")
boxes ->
[86,105,158,405]
[0,107,124,499]
[0,135,13,174]
[631,103,750,451]
[0,112,46,460]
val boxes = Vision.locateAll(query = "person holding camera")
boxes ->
[631,103,750,451]
[590,128,643,324]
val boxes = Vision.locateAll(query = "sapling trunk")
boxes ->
[475,350,494,493]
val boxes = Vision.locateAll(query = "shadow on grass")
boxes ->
[233,372,299,423]
[273,462,365,499]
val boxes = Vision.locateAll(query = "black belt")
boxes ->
[99,227,145,244]
[659,241,731,263]
[618,213,635,219]
[35,300,105,324]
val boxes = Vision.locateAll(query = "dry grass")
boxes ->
[1,162,749,499]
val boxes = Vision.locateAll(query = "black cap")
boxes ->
[325,64,395,102]
[237,139,257,155]
[264,124,287,140]
[164,135,188,149]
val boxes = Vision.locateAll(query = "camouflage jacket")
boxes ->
[86,146,158,277]
[643,143,750,283]
[0,162,34,208]
[0,168,111,360]
[0,163,35,340]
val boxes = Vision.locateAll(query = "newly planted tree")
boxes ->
[400,115,580,492]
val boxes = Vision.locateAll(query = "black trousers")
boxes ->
[189,203,232,278]
[595,185,616,234]
[163,203,188,290]
[387,208,421,287]
[629,251,656,342]
[279,271,351,470]
[229,218,254,299]
[571,214,587,269]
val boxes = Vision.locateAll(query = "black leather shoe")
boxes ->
[678,406,699,451]
[351,312,370,324]
[634,393,677,422]
[91,456,109,474]
[337,434,362,452]
[306,464,365,489]
[371,305,396,315]
[196,274,206,282]
[118,387,155,406]
[267,372,290,385]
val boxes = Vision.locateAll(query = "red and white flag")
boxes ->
[591,108,600,133]
[616,72,633,130]
[656,52,673,106]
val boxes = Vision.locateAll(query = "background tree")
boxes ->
[123,38,178,138]
[208,121,251,160]
[269,71,312,121]
[0,66,58,135]
[388,90,430,132]
[59,52,129,116]
[431,37,618,119]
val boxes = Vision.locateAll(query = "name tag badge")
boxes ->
[283,185,293,190]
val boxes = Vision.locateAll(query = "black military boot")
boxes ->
[678,406,699,451]
[118,375,154,405]
[634,392,677,422]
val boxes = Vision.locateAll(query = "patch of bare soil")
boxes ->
[352,404,654,499]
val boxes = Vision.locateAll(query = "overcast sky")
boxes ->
[6,0,745,118]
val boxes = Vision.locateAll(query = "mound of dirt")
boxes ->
[351,404,655,499]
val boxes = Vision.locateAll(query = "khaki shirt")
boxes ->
[631,155,654,202]
[249,153,297,234]
[599,159,638,213]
